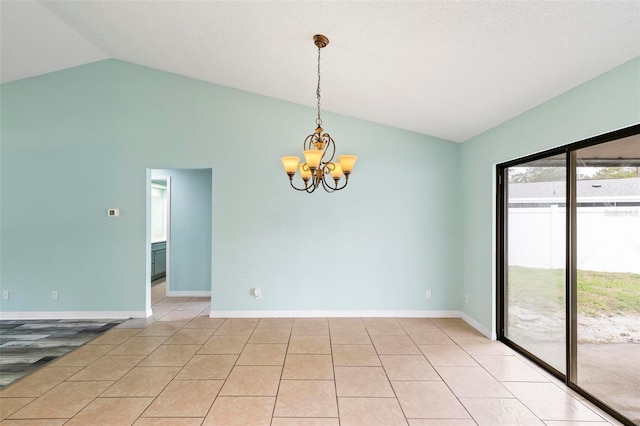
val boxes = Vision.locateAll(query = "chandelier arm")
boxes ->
[319,146,328,164]
[320,175,336,193]
[288,178,312,192]
[322,165,349,193]
[305,163,352,193]
[303,134,314,151]
[325,134,336,163]
[332,175,350,191]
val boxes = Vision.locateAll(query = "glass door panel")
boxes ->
[505,154,566,373]
[574,136,640,423]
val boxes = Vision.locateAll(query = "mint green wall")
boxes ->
[152,168,212,292]
[2,56,635,323]
[459,57,640,334]
[0,59,461,314]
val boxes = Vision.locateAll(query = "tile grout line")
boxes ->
[116,295,182,423]
[372,318,411,424]
[269,319,292,426]
[197,316,247,423]
[413,320,480,424]
[328,319,342,426]
[128,293,217,423]
[441,325,614,424]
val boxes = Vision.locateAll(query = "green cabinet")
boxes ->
[151,241,166,281]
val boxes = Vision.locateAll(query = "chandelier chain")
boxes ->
[316,46,322,126]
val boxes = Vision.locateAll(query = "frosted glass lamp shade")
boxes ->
[329,162,343,179]
[299,164,312,180]
[281,156,300,174]
[338,155,357,173]
[303,149,323,168]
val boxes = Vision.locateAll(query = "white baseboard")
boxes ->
[0,311,147,320]
[209,310,460,319]
[459,311,495,339]
[166,291,211,297]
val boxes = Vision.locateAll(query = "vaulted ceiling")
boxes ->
[1,1,638,142]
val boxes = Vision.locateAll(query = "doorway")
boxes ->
[147,168,213,301]
[497,125,640,425]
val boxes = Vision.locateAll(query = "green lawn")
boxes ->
[508,266,640,316]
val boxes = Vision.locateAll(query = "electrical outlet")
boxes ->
[2,290,9,300]
[251,288,262,299]
[464,293,469,304]
[425,290,431,300]
[51,291,58,301]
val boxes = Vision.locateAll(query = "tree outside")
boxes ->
[509,166,639,183]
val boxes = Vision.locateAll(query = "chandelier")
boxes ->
[281,34,357,193]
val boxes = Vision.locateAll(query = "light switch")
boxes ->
[107,208,120,217]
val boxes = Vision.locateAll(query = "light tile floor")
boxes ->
[0,282,625,425]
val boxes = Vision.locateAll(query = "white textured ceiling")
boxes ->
[1,1,638,142]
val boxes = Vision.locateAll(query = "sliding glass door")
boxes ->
[505,154,566,373]
[498,126,640,426]
[574,136,640,424]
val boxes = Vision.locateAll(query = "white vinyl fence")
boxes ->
[508,205,640,274]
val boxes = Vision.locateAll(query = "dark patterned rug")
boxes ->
[0,319,123,388]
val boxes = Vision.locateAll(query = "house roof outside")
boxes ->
[508,177,640,202]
